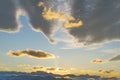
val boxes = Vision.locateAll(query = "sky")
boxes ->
[0,0,120,78]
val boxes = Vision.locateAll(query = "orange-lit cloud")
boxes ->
[91,58,103,64]
[64,20,83,29]
[32,66,43,70]
[38,2,83,29]
[46,67,56,71]
[5,63,120,78]
[70,69,119,78]
[16,64,69,75]
[98,70,114,74]
[8,49,55,59]
[46,67,65,71]
[17,64,44,72]
[98,70,119,78]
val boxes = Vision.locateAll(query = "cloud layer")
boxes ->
[8,49,55,59]
[37,2,83,29]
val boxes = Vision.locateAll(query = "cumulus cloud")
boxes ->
[91,58,103,64]
[8,49,55,59]
[109,55,120,61]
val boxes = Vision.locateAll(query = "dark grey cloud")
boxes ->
[109,55,120,61]
[0,0,59,41]
[0,0,20,32]
[20,0,63,42]
[20,0,120,45]
[8,49,55,59]
[69,0,120,45]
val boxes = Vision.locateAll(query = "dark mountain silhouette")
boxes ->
[0,71,119,80]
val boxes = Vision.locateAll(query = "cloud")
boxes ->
[1,64,120,78]
[109,55,120,61]
[16,64,69,74]
[31,66,44,72]
[64,20,83,29]
[46,67,56,71]
[68,0,120,46]
[91,58,103,64]
[32,66,43,70]
[17,64,44,72]
[19,0,61,42]
[0,0,54,42]
[17,64,120,78]
[46,67,65,71]
[38,1,83,29]
[0,0,21,33]
[98,70,115,74]
[30,0,120,47]
[0,0,83,43]
[98,70,119,78]
[8,49,55,59]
